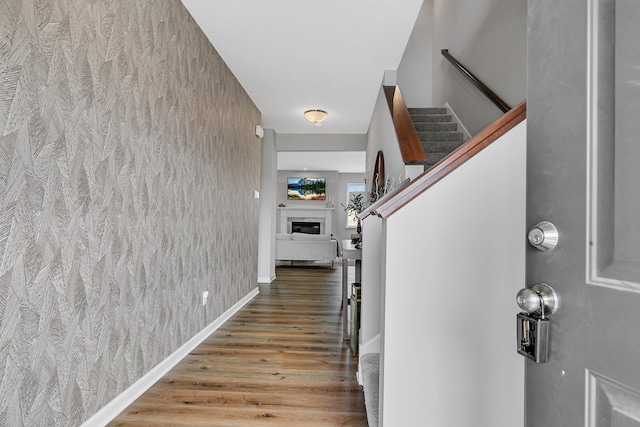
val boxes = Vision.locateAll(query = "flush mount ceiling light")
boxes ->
[304,109,328,124]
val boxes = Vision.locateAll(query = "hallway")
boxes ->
[110,265,367,426]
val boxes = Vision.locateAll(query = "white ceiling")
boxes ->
[180,0,423,135]
[277,151,366,173]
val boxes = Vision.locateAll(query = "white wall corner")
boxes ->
[360,333,381,357]
[384,70,397,87]
[81,287,260,427]
[444,102,472,141]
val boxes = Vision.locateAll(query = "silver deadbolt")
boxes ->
[516,283,559,317]
[528,221,559,251]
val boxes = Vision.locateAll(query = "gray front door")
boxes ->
[527,0,640,425]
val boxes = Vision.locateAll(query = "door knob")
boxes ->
[528,221,559,251]
[516,283,559,317]
[516,283,559,363]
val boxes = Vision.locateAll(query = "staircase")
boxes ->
[361,353,380,427]
[409,107,465,169]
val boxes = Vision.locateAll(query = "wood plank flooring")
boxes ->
[109,264,367,426]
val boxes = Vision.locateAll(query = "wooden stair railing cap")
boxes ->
[358,178,411,221]
[384,85,428,166]
[373,102,526,219]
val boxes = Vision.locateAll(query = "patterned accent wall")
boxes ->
[0,0,261,425]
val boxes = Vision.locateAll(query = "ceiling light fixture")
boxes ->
[304,109,327,124]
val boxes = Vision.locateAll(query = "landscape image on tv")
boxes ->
[287,177,326,200]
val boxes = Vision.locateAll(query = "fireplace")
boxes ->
[278,207,333,234]
[292,221,321,234]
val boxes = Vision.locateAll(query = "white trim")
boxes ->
[444,102,472,141]
[360,333,381,357]
[258,275,275,283]
[82,287,260,427]
[404,164,424,180]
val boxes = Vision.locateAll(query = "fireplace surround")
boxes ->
[278,207,334,235]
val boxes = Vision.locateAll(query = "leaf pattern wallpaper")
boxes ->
[0,0,261,424]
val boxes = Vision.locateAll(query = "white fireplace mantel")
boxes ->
[278,207,334,234]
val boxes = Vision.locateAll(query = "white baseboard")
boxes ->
[258,275,275,283]
[444,102,472,141]
[82,286,260,427]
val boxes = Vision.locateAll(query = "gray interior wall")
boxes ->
[432,0,527,135]
[0,1,261,425]
[257,129,277,283]
[366,85,406,195]
[397,0,527,135]
[397,0,434,108]
[276,134,367,152]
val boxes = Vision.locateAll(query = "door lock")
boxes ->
[528,221,559,251]
[516,283,559,363]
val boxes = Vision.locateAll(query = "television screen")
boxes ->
[287,177,326,200]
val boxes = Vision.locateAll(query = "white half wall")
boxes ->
[381,121,526,426]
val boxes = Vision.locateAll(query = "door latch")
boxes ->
[516,283,559,363]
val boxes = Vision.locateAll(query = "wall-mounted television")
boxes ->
[287,177,326,200]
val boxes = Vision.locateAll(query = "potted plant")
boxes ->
[343,193,364,234]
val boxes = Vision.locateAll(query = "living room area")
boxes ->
[256,131,368,283]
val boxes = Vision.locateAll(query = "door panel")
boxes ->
[590,0,640,287]
[527,0,640,425]
[587,371,640,427]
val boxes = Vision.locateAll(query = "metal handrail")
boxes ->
[441,49,511,113]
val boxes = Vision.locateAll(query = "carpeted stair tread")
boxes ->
[361,353,380,427]
[409,106,468,171]
[422,140,465,153]
[418,131,464,142]
[426,152,451,166]
[414,122,458,132]
[410,113,453,123]
[408,107,447,115]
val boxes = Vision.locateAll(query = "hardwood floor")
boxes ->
[109,264,367,426]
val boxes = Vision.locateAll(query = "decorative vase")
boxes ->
[356,219,362,234]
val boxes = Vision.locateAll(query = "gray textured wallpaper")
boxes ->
[0,0,261,425]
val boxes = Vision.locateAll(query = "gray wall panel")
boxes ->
[0,0,261,424]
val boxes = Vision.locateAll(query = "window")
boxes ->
[345,183,366,228]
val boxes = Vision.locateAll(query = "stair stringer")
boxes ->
[444,102,472,142]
